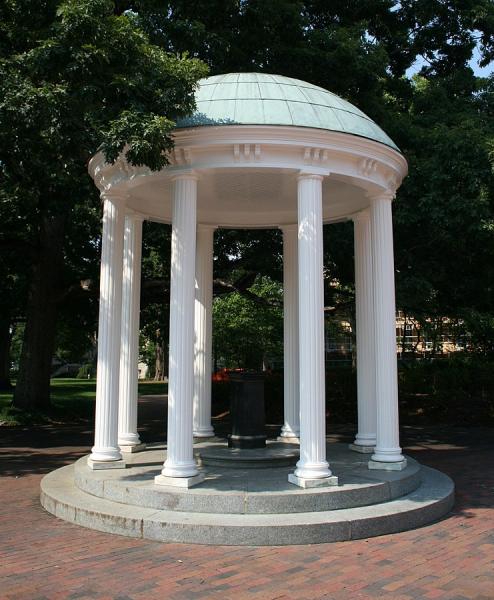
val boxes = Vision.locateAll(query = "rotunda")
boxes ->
[40,74,454,545]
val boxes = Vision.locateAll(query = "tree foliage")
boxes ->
[213,276,283,369]
[135,0,492,355]
[1,0,494,407]
[393,71,494,338]
[0,0,207,407]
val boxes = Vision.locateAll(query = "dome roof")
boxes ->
[176,73,399,151]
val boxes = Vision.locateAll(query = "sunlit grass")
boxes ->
[0,378,168,426]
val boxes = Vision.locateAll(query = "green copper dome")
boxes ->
[176,73,399,151]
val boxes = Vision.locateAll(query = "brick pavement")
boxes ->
[0,404,493,600]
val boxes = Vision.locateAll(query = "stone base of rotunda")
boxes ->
[119,442,147,454]
[368,458,408,471]
[87,458,126,470]
[154,473,205,488]
[288,473,339,488]
[41,441,454,546]
[348,443,375,454]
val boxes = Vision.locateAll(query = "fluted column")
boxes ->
[193,224,215,438]
[289,173,337,487]
[280,224,300,440]
[369,192,406,469]
[350,209,376,453]
[118,211,145,452]
[156,173,203,487]
[90,193,126,467]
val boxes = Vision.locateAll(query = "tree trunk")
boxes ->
[0,313,12,390]
[13,215,66,410]
[154,344,164,380]
[154,330,167,381]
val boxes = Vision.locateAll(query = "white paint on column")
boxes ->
[369,192,404,463]
[91,194,126,462]
[293,174,332,480]
[280,225,300,439]
[161,174,199,478]
[352,209,377,448]
[118,212,144,447]
[193,224,215,437]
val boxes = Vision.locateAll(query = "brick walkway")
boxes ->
[1,401,493,600]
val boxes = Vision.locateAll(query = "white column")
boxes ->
[289,173,337,487]
[156,173,203,486]
[118,212,145,452]
[369,191,406,468]
[90,193,126,466]
[350,209,376,452]
[193,224,215,438]
[280,225,300,440]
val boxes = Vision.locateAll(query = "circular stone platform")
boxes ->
[198,441,300,469]
[40,442,454,546]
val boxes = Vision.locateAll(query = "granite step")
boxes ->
[73,445,423,515]
[41,463,454,546]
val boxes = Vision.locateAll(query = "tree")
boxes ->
[139,220,172,380]
[3,0,494,409]
[213,276,283,369]
[0,0,207,409]
[132,0,494,356]
[392,71,494,341]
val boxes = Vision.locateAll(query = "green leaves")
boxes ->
[0,0,208,190]
[213,276,283,370]
[393,71,494,329]
[101,111,175,171]
[0,1,208,407]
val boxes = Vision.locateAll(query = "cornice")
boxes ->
[88,125,407,199]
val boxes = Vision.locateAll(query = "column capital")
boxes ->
[351,208,371,224]
[297,171,326,183]
[101,190,127,205]
[197,223,217,232]
[367,189,396,203]
[125,208,145,223]
[170,169,199,183]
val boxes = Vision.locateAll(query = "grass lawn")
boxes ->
[0,378,168,426]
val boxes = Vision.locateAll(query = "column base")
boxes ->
[90,448,122,462]
[277,435,300,444]
[192,427,214,440]
[154,472,205,488]
[368,458,408,471]
[87,458,126,470]
[349,443,375,454]
[193,428,215,438]
[119,442,147,454]
[162,461,200,478]
[280,427,300,437]
[288,473,339,488]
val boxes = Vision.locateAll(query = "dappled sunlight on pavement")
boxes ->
[0,396,493,600]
